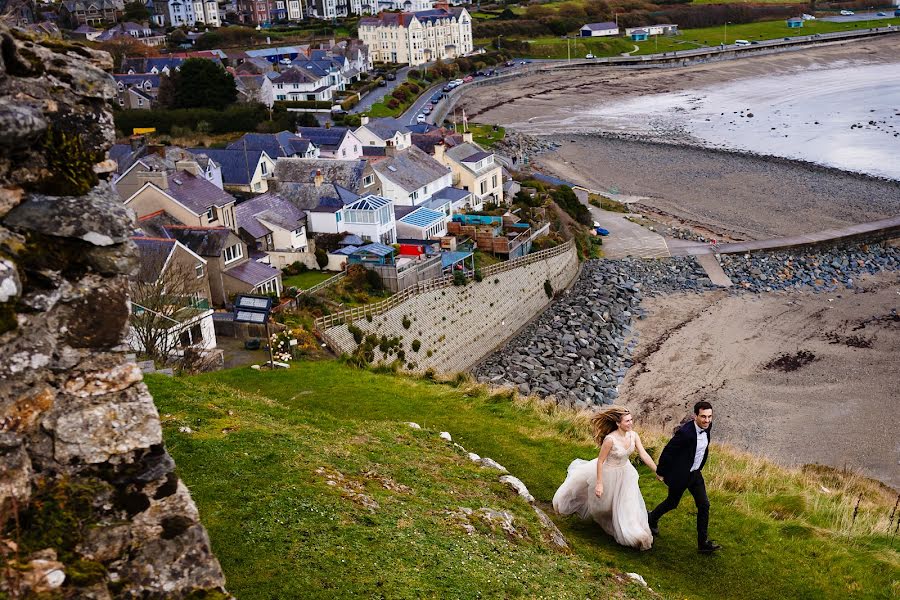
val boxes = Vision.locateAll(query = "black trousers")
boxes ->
[649,470,710,544]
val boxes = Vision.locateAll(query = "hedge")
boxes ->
[114,104,274,135]
[274,100,334,110]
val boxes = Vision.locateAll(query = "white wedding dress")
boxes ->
[552,430,653,550]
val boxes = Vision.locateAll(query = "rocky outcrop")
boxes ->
[0,25,228,598]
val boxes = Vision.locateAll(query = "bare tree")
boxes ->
[129,245,207,363]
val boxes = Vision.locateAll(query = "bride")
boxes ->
[552,406,657,550]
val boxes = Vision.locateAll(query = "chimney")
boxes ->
[360,115,369,126]
[384,142,396,157]
[463,131,473,144]
[433,142,445,162]
[175,160,201,177]
[314,169,323,188]
[129,134,146,152]
[137,169,169,190]
[434,1,449,11]
[325,121,331,129]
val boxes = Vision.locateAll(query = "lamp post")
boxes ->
[723,21,730,46]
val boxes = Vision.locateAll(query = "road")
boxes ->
[351,66,409,114]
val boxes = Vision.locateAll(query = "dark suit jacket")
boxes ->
[656,420,711,487]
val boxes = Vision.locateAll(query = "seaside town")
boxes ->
[0,0,899,597]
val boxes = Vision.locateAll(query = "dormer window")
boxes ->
[206,207,217,221]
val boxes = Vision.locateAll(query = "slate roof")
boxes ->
[295,127,350,151]
[132,237,176,283]
[114,74,160,88]
[371,146,449,193]
[360,8,460,28]
[226,132,312,159]
[224,260,280,286]
[164,226,234,257]
[428,186,470,204]
[399,207,444,229]
[235,193,306,240]
[272,66,320,85]
[161,171,235,213]
[446,143,497,175]
[582,22,618,30]
[135,210,183,238]
[188,148,267,186]
[362,146,386,158]
[359,117,407,141]
[275,158,367,189]
[340,234,364,246]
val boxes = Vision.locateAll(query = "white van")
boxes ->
[734,39,751,46]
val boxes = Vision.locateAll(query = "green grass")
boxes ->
[281,270,335,290]
[451,122,505,148]
[147,362,900,600]
[633,18,900,54]
[493,35,636,59]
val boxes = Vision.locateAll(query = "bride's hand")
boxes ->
[594,483,603,498]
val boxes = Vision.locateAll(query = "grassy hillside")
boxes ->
[147,362,899,599]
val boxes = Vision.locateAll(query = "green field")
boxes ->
[634,17,900,54]
[367,78,435,118]
[480,16,900,58]
[281,270,335,290]
[147,362,900,600]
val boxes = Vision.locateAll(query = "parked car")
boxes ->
[463,75,473,83]
[378,79,387,87]
[840,9,854,15]
[895,8,900,16]
[442,85,452,92]
[416,113,427,123]
[422,105,432,114]
[876,12,886,16]
[386,72,396,80]
[430,95,441,104]
[801,13,815,20]
[504,61,515,67]
[585,53,595,59]
[734,39,751,46]
[595,227,610,236]
[279,58,292,65]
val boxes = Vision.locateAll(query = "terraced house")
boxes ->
[358,6,472,66]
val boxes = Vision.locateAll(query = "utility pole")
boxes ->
[567,36,570,62]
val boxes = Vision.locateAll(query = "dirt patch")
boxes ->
[823,332,873,348]
[765,350,817,372]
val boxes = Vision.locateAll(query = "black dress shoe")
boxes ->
[698,539,722,554]
[647,512,659,536]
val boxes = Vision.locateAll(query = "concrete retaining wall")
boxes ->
[321,242,579,374]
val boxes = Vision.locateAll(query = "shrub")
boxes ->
[348,323,364,345]
[473,269,483,282]
[544,279,554,299]
[386,98,400,109]
[452,271,467,286]
[411,340,421,352]
[315,247,328,269]
[365,269,384,292]
[402,316,411,330]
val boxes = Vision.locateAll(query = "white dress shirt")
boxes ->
[690,423,708,472]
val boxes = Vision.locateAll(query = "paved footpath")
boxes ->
[575,188,670,259]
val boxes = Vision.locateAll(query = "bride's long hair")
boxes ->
[590,405,630,447]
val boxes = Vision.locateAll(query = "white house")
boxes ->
[295,127,364,160]
[370,146,453,207]
[624,24,678,36]
[580,22,619,37]
[270,66,335,102]
[340,194,397,245]
[235,192,311,268]
[353,116,413,150]
[434,140,503,209]
[187,148,276,193]
[357,7,473,66]
[192,0,220,26]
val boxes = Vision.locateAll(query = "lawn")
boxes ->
[490,35,637,59]
[147,362,900,600]
[281,269,335,290]
[448,122,505,148]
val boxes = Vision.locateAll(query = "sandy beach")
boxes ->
[459,37,900,240]
[621,270,900,490]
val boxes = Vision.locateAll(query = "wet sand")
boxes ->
[621,271,900,490]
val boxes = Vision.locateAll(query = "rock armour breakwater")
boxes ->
[475,242,900,408]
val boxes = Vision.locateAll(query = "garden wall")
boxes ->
[318,241,579,374]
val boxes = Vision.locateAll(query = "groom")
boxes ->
[648,401,722,554]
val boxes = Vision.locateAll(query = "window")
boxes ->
[260,161,268,175]
[138,98,143,106]
[363,174,374,187]
[223,243,243,264]
[195,264,204,278]
[479,180,488,195]
[336,212,342,223]
[205,207,217,221]
[492,174,498,189]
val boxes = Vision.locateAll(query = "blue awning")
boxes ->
[441,251,473,269]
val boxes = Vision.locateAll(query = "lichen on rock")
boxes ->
[0,22,228,599]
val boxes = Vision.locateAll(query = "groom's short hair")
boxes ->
[694,401,713,414]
